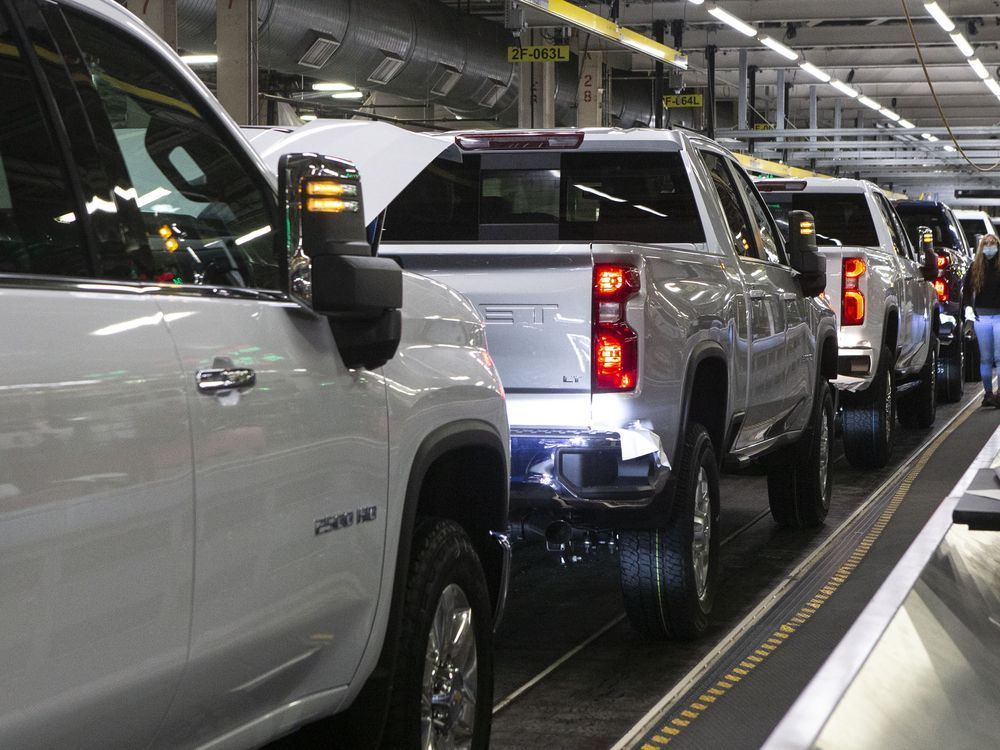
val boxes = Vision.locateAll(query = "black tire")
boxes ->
[937,339,964,403]
[899,341,937,429]
[766,381,834,528]
[618,423,719,640]
[965,329,981,383]
[383,519,493,750]
[842,347,896,469]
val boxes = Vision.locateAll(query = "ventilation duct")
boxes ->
[176,0,519,118]
[176,0,659,127]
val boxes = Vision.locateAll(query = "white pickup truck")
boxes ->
[757,178,940,468]
[283,125,837,641]
[1,2,509,748]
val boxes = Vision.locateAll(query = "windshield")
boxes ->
[763,192,878,247]
[960,218,995,246]
[382,151,705,244]
[895,205,967,254]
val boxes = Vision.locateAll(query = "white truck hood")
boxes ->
[241,120,450,225]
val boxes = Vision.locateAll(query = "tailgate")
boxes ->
[820,247,845,321]
[387,243,594,418]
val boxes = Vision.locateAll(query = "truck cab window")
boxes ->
[0,12,89,278]
[63,9,278,290]
[700,150,760,259]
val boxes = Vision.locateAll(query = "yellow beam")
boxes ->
[733,153,830,180]
[517,0,687,69]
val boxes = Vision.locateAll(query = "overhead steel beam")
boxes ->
[721,126,1000,138]
[601,0,994,25]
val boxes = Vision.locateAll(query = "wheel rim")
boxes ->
[421,583,478,750]
[818,404,831,507]
[692,467,712,603]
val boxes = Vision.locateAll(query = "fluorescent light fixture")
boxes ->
[830,80,859,98]
[312,82,355,92]
[332,91,365,99]
[986,78,1000,97]
[707,7,757,37]
[300,114,318,121]
[969,58,990,79]
[898,119,916,129]
[688,0,705,4]
[922,133,940,141]
[925,2,956,32]
[858,95,882,110]
[180,54,218,65]
[879,107,902,121]
[951,32,974,57]
[800,62,831,83]
[944,144,957,152]
[759,36,798,60]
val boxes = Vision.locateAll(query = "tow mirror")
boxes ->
[787,210,826,297]
[279,153,402,369]
[916,225,939,282]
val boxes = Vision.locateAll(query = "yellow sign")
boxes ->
[754,123,775,131]
[663,93,703,109]
[508,45,571,63]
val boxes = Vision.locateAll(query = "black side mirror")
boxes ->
[787,210,826,297]
[279,153,402,369]
[915,225,939,282]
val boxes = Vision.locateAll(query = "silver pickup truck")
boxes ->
[374,128,839,640]
[757,178,940,469]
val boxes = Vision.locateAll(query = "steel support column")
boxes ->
[737,49,748,131]
[775,68,785,142]
[654,20,666,128]
[705,44,717,139]
[748,64,757,154]
[216,0,258,125]
[809,85,818,142]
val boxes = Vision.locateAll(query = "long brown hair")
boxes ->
[969,234,1000,295]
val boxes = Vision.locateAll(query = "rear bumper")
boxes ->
[834,347,874,392]
[509,427,669,514]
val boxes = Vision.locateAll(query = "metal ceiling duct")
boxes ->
[175,0,654,127]
[176,0,520,118]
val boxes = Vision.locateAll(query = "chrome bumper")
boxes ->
[509,427,669,509]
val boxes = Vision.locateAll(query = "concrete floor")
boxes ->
[489,388,986,749]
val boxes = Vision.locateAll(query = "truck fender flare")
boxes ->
[677,341,729,462]
[333,419,507,743]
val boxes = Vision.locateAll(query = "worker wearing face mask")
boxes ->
[964,234,1000,406]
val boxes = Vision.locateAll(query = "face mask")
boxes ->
[985,244,998,259]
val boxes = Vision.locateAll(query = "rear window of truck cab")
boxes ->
[764,192,879,248]
[895,205,967,255]
[381,151,705,244]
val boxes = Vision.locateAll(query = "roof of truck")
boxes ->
[754,176,882,194]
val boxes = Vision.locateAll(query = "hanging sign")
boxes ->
[508,45,571,63]
[663,93,703,108]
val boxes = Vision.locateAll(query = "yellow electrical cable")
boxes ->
[900,0,1000,172]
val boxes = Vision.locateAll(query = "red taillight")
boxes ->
[934,278,949,302]
[842,257,866,326]
[593,264,640,392]
[936,253,948,269]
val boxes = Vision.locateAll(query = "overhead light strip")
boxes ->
[516,0,687,69]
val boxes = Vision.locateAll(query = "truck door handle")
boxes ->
[749,289,767,300]
[196,367,256,393]
[781,292,800,301]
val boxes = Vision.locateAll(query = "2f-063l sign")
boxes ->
[508,45,570,63]
[663,93,703,109]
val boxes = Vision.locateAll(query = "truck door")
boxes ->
[728,163,814,432]
[700,151,790,446]
[60,9,389,746]
[876,193,927,368]
[0,6,193,747]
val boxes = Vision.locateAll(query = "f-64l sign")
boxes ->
[663,93,703,108]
